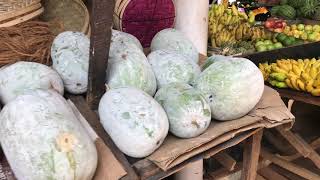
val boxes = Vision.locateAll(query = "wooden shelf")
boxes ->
[273,87,320,107]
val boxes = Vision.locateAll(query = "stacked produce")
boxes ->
[259,58,320,96]
[272,0,320,20]
[208,4,272,47]
[254,39,283,52]
[283,24,320,42]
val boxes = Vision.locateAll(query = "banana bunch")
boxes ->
[209,4,249,46]
[259,58,320,96]
[212,30,236,47]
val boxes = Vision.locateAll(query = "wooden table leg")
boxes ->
[241,129,263,180]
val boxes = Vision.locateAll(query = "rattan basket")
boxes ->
[40,0,90,35]
[0,0,44,27]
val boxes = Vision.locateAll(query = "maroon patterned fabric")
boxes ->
[121,0,175,47]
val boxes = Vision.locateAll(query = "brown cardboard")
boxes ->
[147,86,294,170]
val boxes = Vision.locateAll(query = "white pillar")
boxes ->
[173,0,209,55]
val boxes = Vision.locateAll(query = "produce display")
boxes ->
[209,4,273,47]
[111,29,143,51]
[155,83,211,138]
[194,57,264,121]
[283,24,320,41]
[98,87,169,158]
[0,90,97,179]
[147,50,201,89]
[0,61,64,105]
[259,58,320,96]
[272,0,320,20]
[51,31,90,94]
[255,39,284,52]
[150,28,199,63]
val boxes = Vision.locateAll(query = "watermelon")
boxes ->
[98,87,169,158]
[0,90,97,180]
[51,31,89,94]
[147,50,201,89]
[155,83,211,138]
[0,61,64,105]
[194,57,264,121]
[150,28,199,64]
[277,5,296,19]
[107,40,157,96]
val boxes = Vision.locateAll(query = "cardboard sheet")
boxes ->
[147,86,295,170]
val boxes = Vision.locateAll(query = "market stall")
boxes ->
[1,0,319,179]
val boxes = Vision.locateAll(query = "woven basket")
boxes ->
[113,0,175,47]
[40,0,89,35]
[0,0,44,27]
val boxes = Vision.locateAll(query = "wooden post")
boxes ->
[87,0,114,109]
[241,129,263,180]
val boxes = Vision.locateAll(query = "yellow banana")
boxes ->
[311,88,320,96]
[297,79,306,91]
[309,65,318,79]
[231,4,238,16]
[306,80,315,93]
[290,77,300,91]
[292,64,302,76]
[271,64,287,74]
[276,61,290,72]
[301,72,312,82]
[285,78,294,89]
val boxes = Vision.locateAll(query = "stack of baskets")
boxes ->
[0,0,44,27]
[0,0,90,36]
[40,0,90,36]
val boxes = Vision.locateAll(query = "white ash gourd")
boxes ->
[150,28,199,64]
[147,50,201,89]
[51,31,90,94]
[0,61,64,105]
[0,90,97,180]
[107,39,157,96]
[98,87,169,158]
[155,83,211,138]
[194,57,264,121]
[111,29,143,51]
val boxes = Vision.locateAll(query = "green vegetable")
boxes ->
[277,5,297,19]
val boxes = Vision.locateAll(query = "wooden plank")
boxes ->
[263,130,294,154]
[276,126,320,168]
[260,148,320,180]
[276,88,320,107]
[241,129,263,180]
[258,167,288,180]
[281,137,320,161]
[208,159,271,180]
[213,152,236,171]
[276,126,311,157]
[256,174,267,180]
[87,0,114,109]
[69,96,139,180]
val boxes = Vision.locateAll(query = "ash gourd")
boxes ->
[150,28,199,64]
[107,30,157,96]
[194,57,264,121]
[51,31,90,94]
[147,50,201,89]
[155,83,211,138]
[0,89,97,180]
[0,61,64,104]
[98,87,169,158]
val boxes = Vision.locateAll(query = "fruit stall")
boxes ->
[0,0,319,180]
